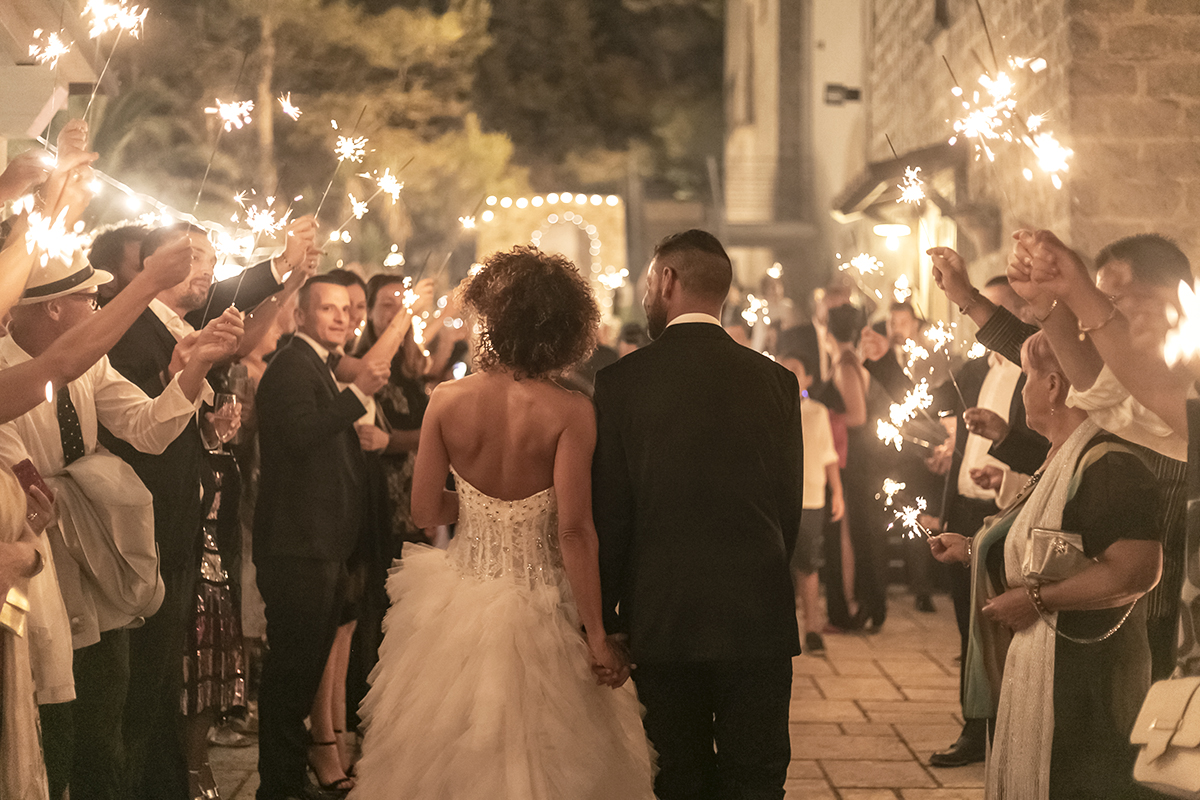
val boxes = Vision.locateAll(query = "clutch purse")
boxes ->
[1131,677,1200,798]
[1023,526,1092,582]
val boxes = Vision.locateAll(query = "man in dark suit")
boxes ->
[102,221,309,800]
[593,230,803,800]
[253,276,389,800]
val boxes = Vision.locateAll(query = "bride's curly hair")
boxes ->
[462,246,599,380]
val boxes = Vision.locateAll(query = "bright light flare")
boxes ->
[893,274,912,303]
[83,0,147,38]
[384,244,405,268]
[277,93,302,120]
[767,263,783,279]
[1165,279,1200,366]
[841,253,883,276]
[897,166,926,204]
[889,379,933,428]
[890,497,930,539]
[348,193,369,220]
[967,341,988,359]
[925,321,955,353]
[881,478,906,506]
[335,135,368,163]
[877,420,904,452]
[29,29,72,69]
[205,99,254,132]
[459,216,476,229]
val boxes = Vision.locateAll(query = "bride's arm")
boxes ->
[554,397,624,684]
[410,389,458,528]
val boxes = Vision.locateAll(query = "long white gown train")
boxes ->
[350,468,655,799]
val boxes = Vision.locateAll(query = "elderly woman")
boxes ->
[931,330,1162,800]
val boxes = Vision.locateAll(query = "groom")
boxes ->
[593,229,803,799]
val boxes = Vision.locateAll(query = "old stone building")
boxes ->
[725,0,1200,318]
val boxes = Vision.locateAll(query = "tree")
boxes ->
[89,0,529,268]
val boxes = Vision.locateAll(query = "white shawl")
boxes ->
[986,418,1099,800]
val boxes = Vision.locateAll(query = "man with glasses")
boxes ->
[0,241,241,800]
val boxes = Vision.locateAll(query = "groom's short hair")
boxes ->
[653,229,733,300]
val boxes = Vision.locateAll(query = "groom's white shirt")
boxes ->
[667,313,721,328]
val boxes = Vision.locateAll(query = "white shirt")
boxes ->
[293,332,374,417]
[801,396,839,509]
[148,297,197,343]
[957,353,1022,499]
[1067,364,1188,462]
[0,335,206,703]
[667,313,721,327]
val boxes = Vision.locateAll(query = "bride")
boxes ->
[350,247,655,799]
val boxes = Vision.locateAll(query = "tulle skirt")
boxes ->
[351,544,655,799]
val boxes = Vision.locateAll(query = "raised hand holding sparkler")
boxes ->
[929,531,972,564]
[0,151,53,204]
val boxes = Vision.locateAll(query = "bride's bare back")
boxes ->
[413,371,593,504]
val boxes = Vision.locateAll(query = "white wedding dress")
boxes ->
[350,467,655,799]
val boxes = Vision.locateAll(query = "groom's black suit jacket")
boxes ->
[253,337,368,564]
[592,322,803,664]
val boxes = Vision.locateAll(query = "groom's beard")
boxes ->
[646,295,668,340]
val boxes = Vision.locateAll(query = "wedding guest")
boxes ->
[102,221,300,800]
[321,269,368,352]
[931,331,1161,799]
[0,246,235,800]
[934,234,1189,680]
[779,351,844,654]
[253,277,389,800]
[925,273,1050,769]
[92,225,150,305]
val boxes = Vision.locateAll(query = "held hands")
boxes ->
[963,407,1009,442]
[927,247,976,309]
[929,532,971,564]
[981,586,1040,632]
[588,633,632,689]
[353,359,391,396]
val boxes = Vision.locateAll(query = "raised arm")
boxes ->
[0,234,195,424]
[1022,230,1189,438]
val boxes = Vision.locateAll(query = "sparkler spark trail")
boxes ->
[83,0,147,39]
[893,274,912,303]
[349,193,369,220]
[458,216,476,229]
[967,341,988,359]
[29,29,72,69]
[742,294,770,327]
[205,99,254,132]
[881,479,906,506]
[24,209,87,267]
[843,253,884,276]
[878,420,904,451]
[902,339,930,372]
[277,93,302,120]
[925,321,955,353]
[890,497,931,539]
[890,379,934,427]
[898,166,926,204]
[314,107,368,222]
[335,134,368,163]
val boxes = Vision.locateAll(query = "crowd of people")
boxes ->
[1,117,1199,800]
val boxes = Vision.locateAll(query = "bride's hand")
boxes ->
[588,633,631,689]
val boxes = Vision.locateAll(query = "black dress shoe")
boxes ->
[928,734,985,767]
[915,594,936,613]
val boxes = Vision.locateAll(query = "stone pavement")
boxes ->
[211,587,980,799]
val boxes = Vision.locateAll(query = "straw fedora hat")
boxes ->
[19,248,112,305]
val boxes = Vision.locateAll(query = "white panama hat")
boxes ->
[19,247,113,305]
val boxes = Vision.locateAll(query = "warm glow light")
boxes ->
[606,195,619,206]
[481,210,495,222]
[500,197,512,208]
[532,196,543,207]
[485,196,497,206]
[873,223,912,239]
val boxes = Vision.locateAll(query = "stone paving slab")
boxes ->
[215,587,977,798]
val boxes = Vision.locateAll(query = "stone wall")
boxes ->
[866,0,1200,272]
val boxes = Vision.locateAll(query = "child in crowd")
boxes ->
[780,352,844,653]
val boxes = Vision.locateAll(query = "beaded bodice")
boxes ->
[447,467,565,589]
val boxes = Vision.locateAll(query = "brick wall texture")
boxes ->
[868,0,1200,271]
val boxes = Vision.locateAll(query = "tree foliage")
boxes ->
[90,0,529,266]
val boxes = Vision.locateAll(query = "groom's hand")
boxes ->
[589,633,633,688]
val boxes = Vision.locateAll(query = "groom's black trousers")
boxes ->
[634,658,792,800]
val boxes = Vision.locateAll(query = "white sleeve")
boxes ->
[92,357,211,455]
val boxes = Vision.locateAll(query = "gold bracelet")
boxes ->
[1076,297,1118,341]
[1033,298,1058,323]
[964,537,973,565]
[1027,582,1050,615]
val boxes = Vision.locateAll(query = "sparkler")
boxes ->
[348,193,369,220]
[29,29,72,70]
[204,99,254,132]
[458,216,476,229]
[1164,279,1200,367]
[193,52,251,213]
[81,0,148,122]
[902,339,930,372]
[893,274,912,303]
[314,108,368,221]
[277,93,302,121]
[897,166,926,204]
[767,263,783,280]
[384,245,405,269]
[742,294,770,327]
[881,479,906,506]
[967,341,988,359]
[890,497,932,539]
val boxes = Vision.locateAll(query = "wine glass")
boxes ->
[211,392,241,446]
